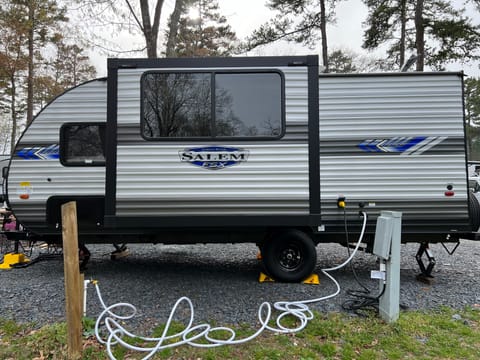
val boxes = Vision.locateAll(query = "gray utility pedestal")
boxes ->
[373,210,402,323]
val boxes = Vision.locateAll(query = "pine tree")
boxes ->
[243,0,343,72]
[0,3,28,154]
[166,0,237,57]
[328,49,358,73]
[0,2,96,153]
[362,0,409,68]
[12,0,68,125]
[465,77,480,127]
[33,40,97,108]
[362,0,480,71]
[52,41,97,88]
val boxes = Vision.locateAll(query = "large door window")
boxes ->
[141,71,284,140]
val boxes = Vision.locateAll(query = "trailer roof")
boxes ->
[319,71,464,78]
[107,55,319,70]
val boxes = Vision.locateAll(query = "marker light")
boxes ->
[445,184,454,197]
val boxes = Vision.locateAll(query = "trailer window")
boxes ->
[215,73,282,137]
[60,123,106,166]
[142,73,212,138]
[141,71,284,139]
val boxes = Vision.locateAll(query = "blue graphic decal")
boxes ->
[179,146,249,170]
[358,136,428,154]
[17,144,59,160]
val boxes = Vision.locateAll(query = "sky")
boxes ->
[89,0,480,77]
[218,0,480,76]
[220,0,368,52]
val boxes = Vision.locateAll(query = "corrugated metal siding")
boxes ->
[116,144,309,215]
[7,80,107,227]
[319,74,464,138]
[318,74,469,230]
[115,66,310,216]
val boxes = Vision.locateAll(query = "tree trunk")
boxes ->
[10,74,17,155]
[26,3,34,126]
[139,0,156,58]
[165,0,185,57]
[151,0,164,57]
[399,0,406,68]
[73,56,78,86]
[415,0,425,71]
[320,0,328,72]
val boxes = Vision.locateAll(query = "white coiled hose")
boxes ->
[93,212,368,360]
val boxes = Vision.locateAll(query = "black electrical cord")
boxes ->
[343,207,371,292]
[10,253,62,268]
[342,276,387,316]
[341,209,410,314]
[341,207,386,314]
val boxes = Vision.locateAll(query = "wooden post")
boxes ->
[62,201,82,359]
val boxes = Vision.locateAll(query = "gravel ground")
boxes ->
[1,239,479,332]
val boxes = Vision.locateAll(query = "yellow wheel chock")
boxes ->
[0,253,30,270]
[258,272,275,282]
[258,272,320,284]
[302,273,320,285]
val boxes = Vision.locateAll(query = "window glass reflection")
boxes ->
[62,124,105,165]
[141,71,283,139]
[215,73,282,137]
[142,73,212,138]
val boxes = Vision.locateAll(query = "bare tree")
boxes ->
[128,0,164,58]
[74,0,186,58]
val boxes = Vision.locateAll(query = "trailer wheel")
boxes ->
[469,191,480,230]
[262,229,317,282]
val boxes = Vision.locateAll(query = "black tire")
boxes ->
[469,191,480,230]
[262,229,317,282]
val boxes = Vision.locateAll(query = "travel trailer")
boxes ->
[2,55,478,281]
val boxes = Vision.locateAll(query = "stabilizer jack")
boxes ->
[416,242,436,284]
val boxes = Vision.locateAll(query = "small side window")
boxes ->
[60,123,106,166]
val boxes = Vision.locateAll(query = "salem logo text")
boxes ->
[179,146,249,170]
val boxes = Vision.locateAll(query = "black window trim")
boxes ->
[140,69,286,141]
[59,122,106,167]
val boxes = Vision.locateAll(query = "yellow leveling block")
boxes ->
[0,253,30,270]
[258,272,320,285]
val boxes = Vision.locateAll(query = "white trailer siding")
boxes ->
[114,67,310,217]
[318,73,469,232]
[7,80,107,227]
[5,55,474,242]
